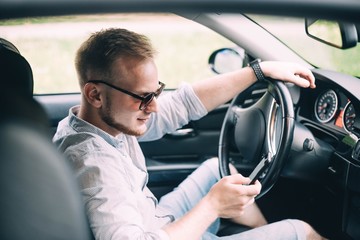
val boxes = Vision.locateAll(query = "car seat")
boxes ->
[0,38,93,240]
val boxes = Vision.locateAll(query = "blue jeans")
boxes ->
[158,158,306,240]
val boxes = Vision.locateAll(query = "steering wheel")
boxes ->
[219,79,295,198]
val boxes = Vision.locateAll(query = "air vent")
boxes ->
[241,82,267,108]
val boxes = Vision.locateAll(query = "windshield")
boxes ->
[250,15,360,78]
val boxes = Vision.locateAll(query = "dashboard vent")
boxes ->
[241,82,267,108]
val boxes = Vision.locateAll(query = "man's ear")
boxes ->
[83,83,102,108]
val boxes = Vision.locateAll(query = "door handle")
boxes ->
[167,128,196,138]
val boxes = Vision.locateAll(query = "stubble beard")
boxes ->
[100,97,145,137]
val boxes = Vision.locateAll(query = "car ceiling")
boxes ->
[1,0,360,22]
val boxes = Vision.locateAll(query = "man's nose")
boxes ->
[143,97,158,113]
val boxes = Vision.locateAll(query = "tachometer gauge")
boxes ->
[314,89,338,123]
[343,101,356,132]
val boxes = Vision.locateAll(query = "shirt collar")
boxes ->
[68,105,125,147]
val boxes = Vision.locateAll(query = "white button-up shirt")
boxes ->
[53,83,207,240]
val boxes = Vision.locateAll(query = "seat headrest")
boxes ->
[0,38,49,135]
[0,38,34,97]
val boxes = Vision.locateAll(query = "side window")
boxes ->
[0,13,235,94]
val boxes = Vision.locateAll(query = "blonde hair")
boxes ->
[75,28,156,87]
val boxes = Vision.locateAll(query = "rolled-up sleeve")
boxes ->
[139,83,208,142]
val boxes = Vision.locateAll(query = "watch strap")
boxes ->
[248,59,266,82]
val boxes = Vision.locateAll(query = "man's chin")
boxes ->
[121,125,147,137]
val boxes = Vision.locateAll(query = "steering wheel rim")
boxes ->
[218,80,295,198]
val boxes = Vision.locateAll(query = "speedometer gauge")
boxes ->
[314,89,338,123]
[343,101,356,132]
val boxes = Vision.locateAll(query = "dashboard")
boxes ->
[297,69,360,143]
[295,69,360,179]
[299,85,356,135]
[315,89,355,133]
[293,69,360,239]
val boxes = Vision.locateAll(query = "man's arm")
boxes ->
[192,61,315,111]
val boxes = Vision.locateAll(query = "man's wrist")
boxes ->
[201,195,220,220]
[248,59,266,82]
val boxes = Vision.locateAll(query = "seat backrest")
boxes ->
[0,38,92,240]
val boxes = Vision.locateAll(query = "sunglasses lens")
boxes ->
[140,94,155,110]
[138,83,165,110]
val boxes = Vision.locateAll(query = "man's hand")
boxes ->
[260,61,316,89]
[205,174,261,219]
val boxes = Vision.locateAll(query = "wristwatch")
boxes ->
[248,58,266,82]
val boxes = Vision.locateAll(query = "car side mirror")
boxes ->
[305,18,358,49]
[208,47,248,74]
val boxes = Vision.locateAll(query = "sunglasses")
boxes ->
[88,80,165,110]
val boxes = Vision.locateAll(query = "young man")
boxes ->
[53,28,326,240]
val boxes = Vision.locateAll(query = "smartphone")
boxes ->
[248,152,272,185]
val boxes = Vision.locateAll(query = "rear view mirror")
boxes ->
[305,19,358,49]
[208,47,248,74]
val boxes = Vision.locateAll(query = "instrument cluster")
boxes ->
[314,89,356,133]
